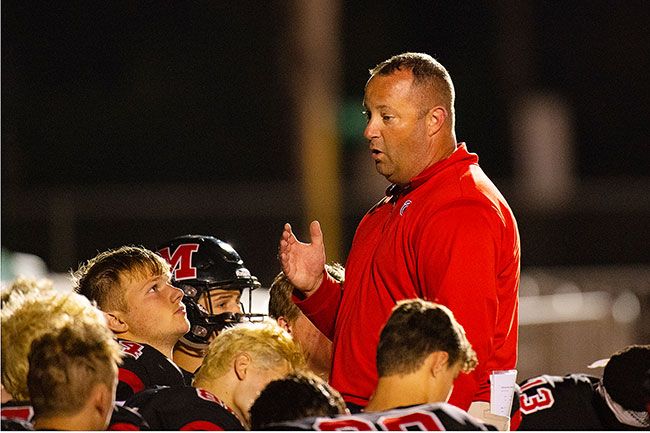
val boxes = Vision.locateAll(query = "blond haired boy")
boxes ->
[124,320,304,430]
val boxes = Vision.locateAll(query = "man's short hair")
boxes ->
[368,52,455,124]
[376,299,477,377]
[27,322,122,419]
[249,371,347,430]
[193,320,305,384]
[268,263,344,321]
[72,245,170,312]
[602,344,650,412]
[1,289,107,401]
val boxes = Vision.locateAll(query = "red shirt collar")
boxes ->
[385,143,477,200]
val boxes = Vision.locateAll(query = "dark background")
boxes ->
[3,1,649,287]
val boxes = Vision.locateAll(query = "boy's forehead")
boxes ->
[119,265,168,286]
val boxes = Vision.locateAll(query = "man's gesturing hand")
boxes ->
[278,220,326,297]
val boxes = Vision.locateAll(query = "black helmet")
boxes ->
[157,234,261,348]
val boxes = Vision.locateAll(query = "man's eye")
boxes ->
[382,115,393,121]
[148,285,158,293]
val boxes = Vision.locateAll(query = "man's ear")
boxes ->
[426,106,447,136]
[234,353,251,381]
[428,351,450,378]
[104,311,128,334]
[276,316,292,334]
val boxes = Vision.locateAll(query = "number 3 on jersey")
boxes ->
[519,377,555,414]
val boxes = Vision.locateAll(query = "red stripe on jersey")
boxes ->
[180,420,224,430]
[118,368,145,394]
[1,406,33,421]
[1,406,34,421]
[109,422,140,431]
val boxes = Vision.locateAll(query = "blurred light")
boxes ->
[520,291,610,325]
[551,291,584,315]
[611,290,640,323]
[242,286,269,316]
[554,281,580,294]
[519,274,540,296]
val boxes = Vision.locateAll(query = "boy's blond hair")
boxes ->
[194,320,305,385]
[1,289,108,401]
[28,321,121,419]
[1,276,54,306]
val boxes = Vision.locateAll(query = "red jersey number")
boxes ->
[519,387,555,414]
[119,341,144,359]
[377,411,444,431]
[314,417,376,430]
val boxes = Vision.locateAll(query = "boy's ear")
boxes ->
[104,311,128,333]
[234,353,251,381]
[276,316,292,334]
[428,351,450,378]
[91,383,113,421]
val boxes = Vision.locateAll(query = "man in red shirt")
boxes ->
[279,52,520,416]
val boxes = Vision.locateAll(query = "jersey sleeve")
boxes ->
[108,404,150,430]
[116,355,148,403]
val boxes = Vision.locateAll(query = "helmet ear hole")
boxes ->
[181,284,198,299]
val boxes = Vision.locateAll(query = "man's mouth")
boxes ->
[175,305,186,315]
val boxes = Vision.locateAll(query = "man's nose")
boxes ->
[364,119,379,142]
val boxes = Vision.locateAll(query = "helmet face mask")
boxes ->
[157,235,262,348]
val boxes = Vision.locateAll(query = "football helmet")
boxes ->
[157,234,262,348]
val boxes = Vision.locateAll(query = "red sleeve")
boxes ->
[292,270,343,340]
[416,202,500,410]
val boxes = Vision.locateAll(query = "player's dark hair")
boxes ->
[376,299,477,377]
[72,245,169,311]
[249,371,347,430]
[602,344,650,411]
[269,263,344,321]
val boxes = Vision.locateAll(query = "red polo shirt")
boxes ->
[296,144,520,410]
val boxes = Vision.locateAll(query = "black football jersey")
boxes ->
[108,403,150,431]
[0,400,33,423]
[266,402,494,431]
[116,339,191,403]
[124,386,245,430]
[515,373,645,430]
[1,418,33,430]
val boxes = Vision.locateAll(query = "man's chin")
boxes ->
[375,165,392,180]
